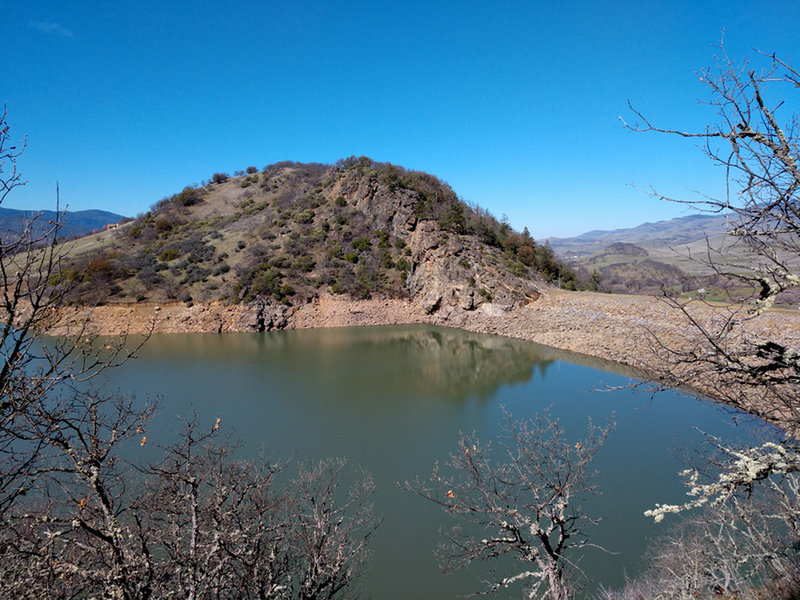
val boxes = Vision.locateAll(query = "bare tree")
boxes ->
[0,108,143,519]
[0,389,157,599]
[405,410,613,600]
[601,468,800,600]
[622,45,800,434]
[608,44,800,600]
[1,408,378,600]
[289,458,377,600]
[141,423,377,600]
[623,43,800,498]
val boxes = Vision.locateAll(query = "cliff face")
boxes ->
[405,221,540,316]
[324,164,541,318]
[58,158,560,326]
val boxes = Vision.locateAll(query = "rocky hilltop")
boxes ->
[57,158,574,328]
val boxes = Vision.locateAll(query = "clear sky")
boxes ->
[3,1,798,238]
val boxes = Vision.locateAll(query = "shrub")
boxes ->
[176,187,202,206]
[86,257,112,276]
[212,172,229,184]
[155,216,173,235]
[249,267,282,298]
[437,200,467,233]
[292,209,315,224]
[379,250,394,269]
[294,255,316,273]
[158,249,180,262]
[181,264,211,285]
[309,227,327,242]
[137,267,163,288]
[246,165,258,174]
[351,238,371,252]
[269,255,292,269]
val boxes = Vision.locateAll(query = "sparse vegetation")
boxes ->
[53,157,574,307]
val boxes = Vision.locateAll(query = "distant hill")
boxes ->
[0,207,126,242]
[54,158,576,323]
[549,211,799,301]
[601,242,648,257]
[549,213,728,257]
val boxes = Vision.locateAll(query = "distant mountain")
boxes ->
[0,207,127,242]
[549,213,728,256]
[546,212,788,298]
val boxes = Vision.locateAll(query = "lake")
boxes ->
[97,324,768,599]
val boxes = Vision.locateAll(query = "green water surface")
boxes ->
[98,325,768,599]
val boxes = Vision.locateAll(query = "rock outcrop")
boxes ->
[404,221,540,320]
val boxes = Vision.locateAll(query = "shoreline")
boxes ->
[45,289,800,401]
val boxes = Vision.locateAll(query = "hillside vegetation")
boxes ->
[55,157,576,316]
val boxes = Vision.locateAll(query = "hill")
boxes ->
[548,213,728,257]
[54,158,575,327]
[548,213,800,301]
[601,242,648,257]
[0,207,126,242]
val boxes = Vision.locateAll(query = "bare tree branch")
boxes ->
[404,410,613,600]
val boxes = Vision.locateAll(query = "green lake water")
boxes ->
[97,324,769,599]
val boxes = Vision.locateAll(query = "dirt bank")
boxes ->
[45,289,800,395]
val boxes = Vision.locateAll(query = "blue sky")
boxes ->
[3,1,798,237]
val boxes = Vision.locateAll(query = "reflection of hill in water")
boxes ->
[114,325,644,405]
[358,326,546,399]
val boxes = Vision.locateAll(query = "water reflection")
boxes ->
[119,325,587,403]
